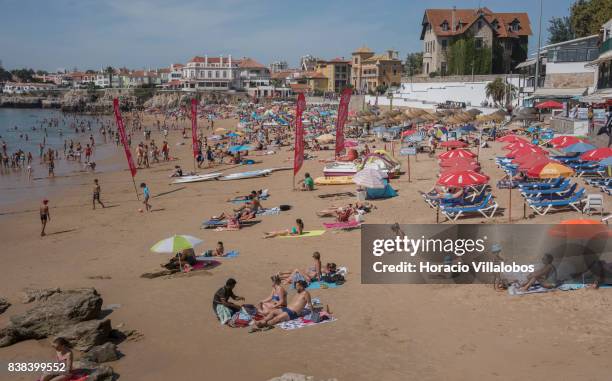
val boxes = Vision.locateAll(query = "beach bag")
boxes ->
[279,205,291,211]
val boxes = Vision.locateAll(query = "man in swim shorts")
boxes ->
[256,280,312,328]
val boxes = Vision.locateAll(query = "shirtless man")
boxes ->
[92,179,105,209]
[40,199,50,236]
[520,254,556,291]
[255,280,312,328]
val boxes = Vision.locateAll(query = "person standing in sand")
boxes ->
[92,179,105,210]
[140,182,151,212]
[40,199,50,236]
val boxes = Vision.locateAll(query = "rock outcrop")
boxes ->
[82,342,121,363]
[0,288,102,347]
[0,297,10,314]
[56,319,111,351]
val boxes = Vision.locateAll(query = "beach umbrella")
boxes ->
[437,170,489,187]
[150,235,203,253]
[497,135,525,143]
[549,135,585,148]
[405,134,424,143]
[527,162,574,179]
[438,149,476,160]
[517,157,552,171]
[401,129,417,137]
[226,132,240,137]
[228,145,253,153]
[563,142,596,154]
[440,160,481,172]
[344,140,358,148]
[505,146,547,158]
[353,167,386,189]
[439,156,478,167]
[440,140,468,148]
[548,220,612,239]
[580,147,612,161]
[535,100,563,109]
[503,141,533,150]
[215,127,227,133]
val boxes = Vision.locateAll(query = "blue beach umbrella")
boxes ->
[459,124,477,133]
[404,134,424,143]
[563,142,597,154]
[599,157,612,166]
[226,132,240,137]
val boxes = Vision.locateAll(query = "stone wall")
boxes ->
[544,73,594,88]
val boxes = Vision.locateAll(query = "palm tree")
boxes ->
[485,78,506,106]
[105,66,114,88]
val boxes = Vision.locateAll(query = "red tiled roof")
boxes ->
[188,56,230,64]
[421,8,531,39]
[271,70,300,80]
[164,80,182,87]
[237,58,266,69]
[301,71,327,79]
[157,68,171,73]
[290,83,310,92]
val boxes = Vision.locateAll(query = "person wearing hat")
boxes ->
[40,199,50,236]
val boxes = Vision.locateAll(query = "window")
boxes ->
[441,21,449,31]
[441,39,448,50]
[215,71,220,78]
[222,71,227,78]
[208,71,212,78]
[477,20,482,29]
[511,21,520,31]
[475,37,484,49]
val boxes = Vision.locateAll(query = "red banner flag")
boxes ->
[113,98,137,177]
[293,93,306,175]
[335,88,352,156]
[191,99,198,158]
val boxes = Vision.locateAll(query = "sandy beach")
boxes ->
[1,112,612,381]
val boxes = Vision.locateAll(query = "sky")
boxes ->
[0,0,575,71]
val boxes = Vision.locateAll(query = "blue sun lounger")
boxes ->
[527,188,585,216]
[518,177,565,190]
[520,181,571,197]
[523,183,578,201]
[439,193,498,222]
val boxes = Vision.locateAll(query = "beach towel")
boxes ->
[323,221,362,230]
[216,304,233,325]
[305,281,341,290]
[507,282,598,296]
[201,219,227,228]
[318,192,356,199]
[230,195,269,204]
[279,230,326,238]
[276,315,337,330]
[257,207,281,216]
[197,250,239,260]
[190,260,221,271]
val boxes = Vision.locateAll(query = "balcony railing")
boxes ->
[601,39,612,54]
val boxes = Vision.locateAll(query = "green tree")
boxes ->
[105,66,114,88]
[0,67,12,82]
[547,16,574,44]
[447,35,492,75]
[485,78,516,106]
[571,0,612,38]
[404,52,423,75]
[10,68,35,82]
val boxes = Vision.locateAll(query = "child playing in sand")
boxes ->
[40,337,73,381]
[263,218,304,238]
[40,199,50,236]
[140,182,151,212]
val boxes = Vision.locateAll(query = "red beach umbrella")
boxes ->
[580,147,612,161]
[549,135,586,148]
[440,140,468,148]
[438,149,476,160]
[401,129,417,137]
[505,146,547,158]
[497,135,526,143]
[512,153,548,165]
[437,170,489,187]
[503,141,534,150]
[518,157,553,171]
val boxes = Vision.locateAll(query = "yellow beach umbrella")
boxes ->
[527,162,574,179]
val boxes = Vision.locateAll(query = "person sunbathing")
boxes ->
[279,252,323,284]
[424,186,463,200]
[234,196,262,215]
[335,206,354,222]
[258,275,287,314]
[263,218,304,238]
[164,248,197,271]
[520,254,557,291]
[169,165,183,178]
[40,337,73,381]
[254,280,312,329]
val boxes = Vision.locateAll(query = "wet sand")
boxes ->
[1,115,612,381]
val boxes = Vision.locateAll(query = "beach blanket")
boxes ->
[230,195,269,204]
[190,260,221,271]
[305,281,341,290]
[507,282,604,296]
[318,192,356,199]
[257,207,281,216]
[197,250,239,260]
[276,315,337,330]
[279,230,326,238]
[323,221,362,230]
[216,304,233,325]
[201,219,227,228]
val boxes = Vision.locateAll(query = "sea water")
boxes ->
[0,108,120,209]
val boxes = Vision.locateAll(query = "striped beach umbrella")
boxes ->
[437,170,489,187]
[549,135,585,148]
[505,146,547,158]
[150,235,203,253]
[503,141,533,150]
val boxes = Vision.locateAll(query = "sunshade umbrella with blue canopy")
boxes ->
[563,142,596,154]
[228,145,254,153]
[600,157,612,166]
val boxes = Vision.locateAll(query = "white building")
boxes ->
[270,61,289,73]
[236,58,270,90]
[2,82,55,94]
[181,55,238,91]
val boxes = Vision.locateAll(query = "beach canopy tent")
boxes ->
[353,167,387,189]
[438,149,476,160]
[535,100,563,109]
[549,135,586,148]
[437,170,489,187]
[228,145,253,153]
[580,147,612,161]
[563,142,596,154]
[527,162,574,178]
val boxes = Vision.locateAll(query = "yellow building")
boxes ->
[297,71,329,93]
[314,58,351,92]
[351,46,402,93]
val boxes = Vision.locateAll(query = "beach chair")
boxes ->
[440,193,498,222]
[520,181,571,198]
[518,177,565,191]
[576,166,605,178]
[523,183,578,202]
[585,177,611,187]
[527,189,585,216]
[583,194,604,216]
[601,185,612,196]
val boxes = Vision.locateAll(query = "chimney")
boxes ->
[228,54,232,66]
[452,6,456,32]
[205,54,208,65]
[220,54,223,66]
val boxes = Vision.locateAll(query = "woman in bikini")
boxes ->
[40,337,73,381]
[279,252,323,285]
[258,275,287,314]
[263,218,304,239]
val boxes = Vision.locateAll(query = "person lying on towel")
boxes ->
[263,218,304,238]
[520,254,557,291]
[279,251,323,285]
[255,280,312,328]
[163,248,197,271]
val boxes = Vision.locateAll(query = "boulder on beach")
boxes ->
[21,287,61,303]
[82,342,121,363]
[74,359,115,381]
[0,288,102,347]
[56,319,111,351]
